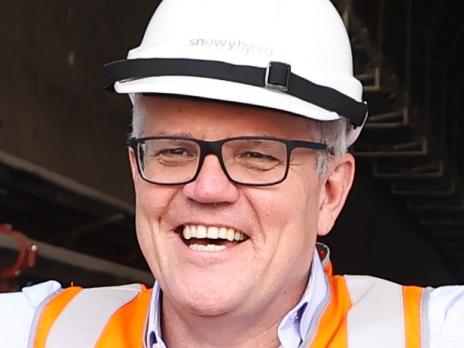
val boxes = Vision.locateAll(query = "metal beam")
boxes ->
[0,234,153,284]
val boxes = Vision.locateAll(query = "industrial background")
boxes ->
[0,0,463,291]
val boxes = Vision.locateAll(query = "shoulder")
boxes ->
[336,275,464,347]
[28,283,151,348]
[428,285,464,347]
[0,281,61,348]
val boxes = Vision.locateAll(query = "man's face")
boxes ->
[129,96,351,317]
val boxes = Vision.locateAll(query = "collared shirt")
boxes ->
[146,248,328,348]
[1,250,464,347]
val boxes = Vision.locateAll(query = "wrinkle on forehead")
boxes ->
[133,94,319,141]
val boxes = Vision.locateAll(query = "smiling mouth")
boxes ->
[177,225,248,252]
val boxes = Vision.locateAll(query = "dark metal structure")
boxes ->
[0,150,152,289]
[338,0,464,281]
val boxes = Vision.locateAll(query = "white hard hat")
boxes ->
[104,0,368,145]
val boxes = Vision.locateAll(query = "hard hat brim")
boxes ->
[116,75,341,120]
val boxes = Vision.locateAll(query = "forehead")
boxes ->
[135,95,318,140]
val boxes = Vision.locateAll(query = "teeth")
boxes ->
[182,225,246,242]
[227,228,235,241]
[219,227,228,239]
[189,244,227,252]
[184,226,191,240]
[207,226,219,239]
[197,225,207,238]
[189,226,197,238]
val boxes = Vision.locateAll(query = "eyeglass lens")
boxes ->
[138,138,288,185]
[139,138,201,184]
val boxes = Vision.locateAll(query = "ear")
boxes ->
[317,153,355,236]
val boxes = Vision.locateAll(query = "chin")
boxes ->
[186,299,237,317]
[169,276,245,317]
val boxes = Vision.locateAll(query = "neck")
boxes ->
[160,274,309,348]
[162,307,280,348]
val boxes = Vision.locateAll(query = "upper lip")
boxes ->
[164,206,254,239]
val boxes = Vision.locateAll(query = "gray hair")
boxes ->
[314,119,351,175]
[131,97,145,139]
[131,97,350,176]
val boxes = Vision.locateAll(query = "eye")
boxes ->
[156,147,192,157]
[235,151,282,171]
[143,139,199,160]
[238,151,277,161]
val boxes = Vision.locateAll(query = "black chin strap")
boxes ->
[103,58,368,127]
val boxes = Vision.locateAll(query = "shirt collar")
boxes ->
[277,246,328,347]
[147,281,164,348]
[146,246,329,348]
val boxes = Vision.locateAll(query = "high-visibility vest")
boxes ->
[28,250,428,348]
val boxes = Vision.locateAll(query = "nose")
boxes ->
[183,155,240,204]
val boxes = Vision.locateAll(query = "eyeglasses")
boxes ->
[129,136,329,186]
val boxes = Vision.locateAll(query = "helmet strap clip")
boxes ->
[265,61,291,92]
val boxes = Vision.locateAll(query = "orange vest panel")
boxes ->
[32,267,424,347]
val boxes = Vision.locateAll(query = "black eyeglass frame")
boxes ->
[128,136,330,187]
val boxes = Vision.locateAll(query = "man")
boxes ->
[1,0,464,347]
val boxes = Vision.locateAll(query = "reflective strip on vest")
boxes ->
[32,284,143,348]
[345,275,406,348]
[300,275,425,348]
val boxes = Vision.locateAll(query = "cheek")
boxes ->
[289,181,321,245]
[133,182,178,247]
[246,177,320,247]
[135,180,174,217]
[134,183,179,275]
[243,180,320,284]
[292,165,323,224]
